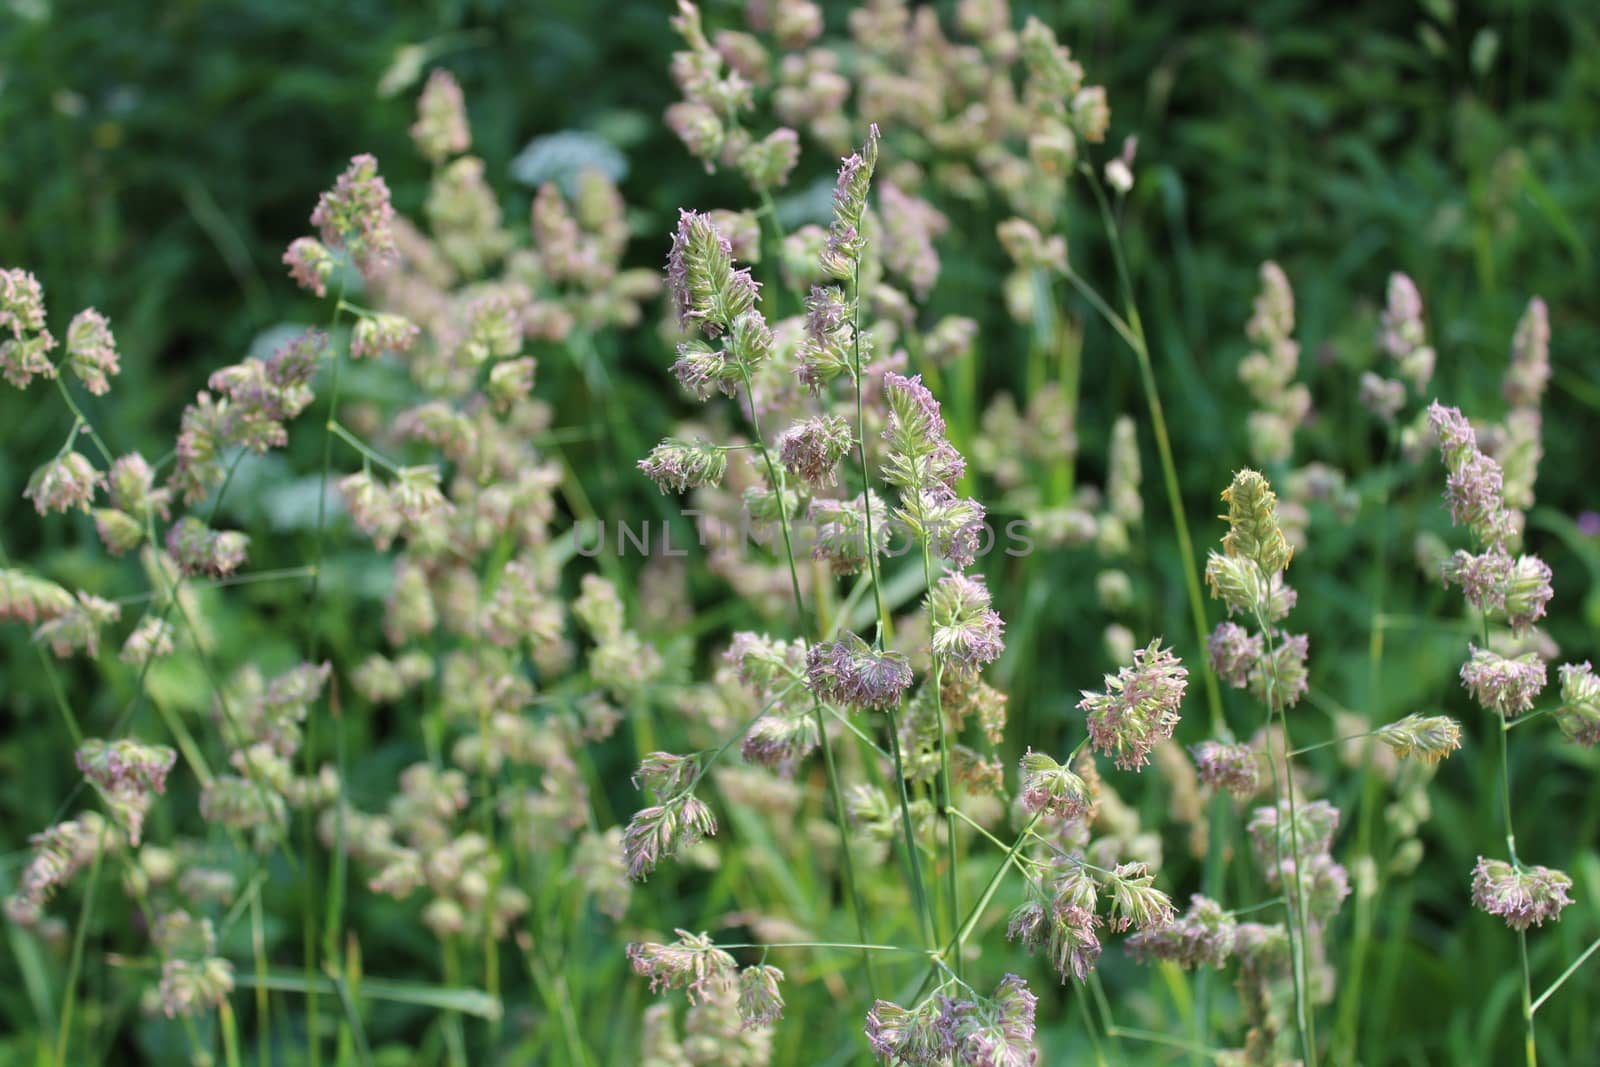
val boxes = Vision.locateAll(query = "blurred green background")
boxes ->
[4,0,1600,1063]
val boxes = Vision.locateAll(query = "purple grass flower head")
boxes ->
[1375,713,1463,764]
[1247,632,1309,712]
[1207,621,1262,688]
[1079,638,1188,770]
[1126,894,1238,970]
[1503,554,1555,633]
[283,237,334,297]
[1248,800,1340,883]
[338,471,401,548]
[1190,740,1260,798]
[352,312,420,360]
[949,975,1040,1066]
[33,590,120,659]
[1460,644,1546,718]
[120,616,176,665]
[821,124,880,280]
[627,929,736,1002]
[737,126,800,190]
[1047,900,1103,983]
[1428,401,1513,547]
[736,964,785,1029]
[622,795,716,881]
[411,69,471,165]
[0,570,74,626]
[0,267,47,339]
[1007,898,1049,952]
[879,181,947,301]
[953,979,1043,1067]
[310,154,397,277]
[669,338,736,400]
[1105,861,1176,932]
[0,268,57,389]
[633,752,699,798]
[75,738,177,846]
[1441,546,1514,613]
[1380,272,1435,390]
[777,414,853,488]
[1018,749,1091,820]
[391,465,451,525]
[740,710,819,769]
[797,284,855,389]
[865,995,956,1064]
[995,218,1068,273]
[882,372,948,464]
[165,517,249,578]
[639,438,728,494]
[1504,296,1550,408]
[24,451,104,515]
[63,309,120,396]
[807,492,892,575]
[923,315,978,367]
[666,209,759,337]
[158,957,235,1019]
[1019,16,1085,102]
[805,631,913,711]
[1471,857,1573,930]
[928,572,1005,673]
[1555,661,1600,747]
[5,813,112,926]
[1360,371,1407,422]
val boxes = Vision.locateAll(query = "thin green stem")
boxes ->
[886,705,936,949]
[1531,932,1600,1015]
[327,419,401,473]
[53,823,107,1067]
[304,274,350,1067]
[1289,732,1380,758]
[922,541,960,977]
[51,374,115,465]
[715,941,922,954]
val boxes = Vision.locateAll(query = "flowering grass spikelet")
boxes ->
[928,572,1005,673]
[1190,740,1260,798]
[821,124,879,278]
[805,631,913,711]
[63,308,120,395]
[626,929,736,1003]
[666,209,759,337]
[1376,714,1463,764]
[1019,749,1091,819]
[1207,621,1262,688]
[166,517,250,578]
[411,68,471,164]
[1554,661,1600,747]
[1079,637,1188,770]
[1471,857,1573,930]
[24,451,103,515]
[1126,894,1238,969]
[776,414,852,488]
[640,438,728,494]
[1460,644,1546,718]
[310,153,398,276]
[736,964,785,1029]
